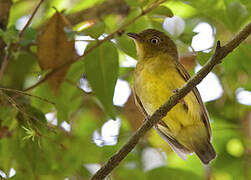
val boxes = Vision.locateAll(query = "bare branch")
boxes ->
[0,0,12,77]
[67,0,129,25]
[0,46,9,80]
[0,0,12,30]
[18,0,44,38]
[23,0,168,92]
[0,87,55,105]
[90,21,251,180]
[65,78,92,95]
[0,0,44,81]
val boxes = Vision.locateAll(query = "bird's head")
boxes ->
[127,29,178,60]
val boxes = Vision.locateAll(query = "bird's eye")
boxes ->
[150,38,159,45]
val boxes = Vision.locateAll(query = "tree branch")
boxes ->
[0,46,9,80]
[0,87,55,105]
[18,0,44,38]
[90,22,251,180]
[0,0,12,30]
[66,0,130,25]
[0,0,44,81]
[23,0,168,92]
[0,0,12,74]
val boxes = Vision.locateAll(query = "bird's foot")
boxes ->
[172,88,188,111]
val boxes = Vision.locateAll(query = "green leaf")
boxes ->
[16,104,47,133]
[197,51,212,65]
[179,31,197,45]
[149,19,165,32]
[148,6,173,18]
[0,26,19,44]
[31,59,85,124]
[0,105,16,127]
[83,22,105,39]
[116,35,137,59]
[103,15,118,32]
[0,138,15,173]
[179,18,199,44]
[19,28,37,46]
[69,0,104,13]
[125,0,151,8]
[117,168,146,179]
[226,1,249,32]
[222,44,251,90]
[84,42,119,119]
[146,167,202,180]
[31,81,82,124]
[123,8,151,32]
[64,27,77,41]
[72,110,99,137]
[240,0,251,13]
[3,51,36,89]
[125,0,140,7]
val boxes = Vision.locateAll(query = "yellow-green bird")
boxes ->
[127,29,216,164]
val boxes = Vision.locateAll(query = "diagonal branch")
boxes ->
[90,22,251,180]
[23,0,168,92]
[0,87,55,105]
[0,0,12,79]
[18,0,44,38]
[0,0,44,81]
[0,46,9,80]
[66,0,130,25]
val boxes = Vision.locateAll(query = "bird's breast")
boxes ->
[134,57,183,115]
[134,56,203,135]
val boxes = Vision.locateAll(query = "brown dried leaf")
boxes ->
[179,53,196,71]
[38,11,75,95]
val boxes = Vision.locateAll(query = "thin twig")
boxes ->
[90,22,251,180]
[0,87,55,105]
[1,91,43,126]
[23,0,167,92]
[204,165,212,180]
[65,78,92,95]
[75,39,94,42]
[18,0,44,38]
[0,0,43,81]
[66,0,130,25]
[0,46,9,80]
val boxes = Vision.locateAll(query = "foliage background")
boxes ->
[0,0,251,179]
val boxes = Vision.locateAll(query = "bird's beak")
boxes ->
[127,32,143,42]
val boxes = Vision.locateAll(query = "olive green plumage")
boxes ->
[128,29,216,164]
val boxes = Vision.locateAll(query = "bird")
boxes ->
[127,29,216,164]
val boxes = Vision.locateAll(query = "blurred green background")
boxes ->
[0,0,251,179]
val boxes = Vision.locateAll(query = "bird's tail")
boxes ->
[194,140,216,164]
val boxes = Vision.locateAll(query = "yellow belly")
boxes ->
[134,57,203,137]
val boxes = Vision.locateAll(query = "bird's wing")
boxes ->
[132,85,190,159]
[154,126,189,160]
[175,61,212,138]
[132,86,148,118]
